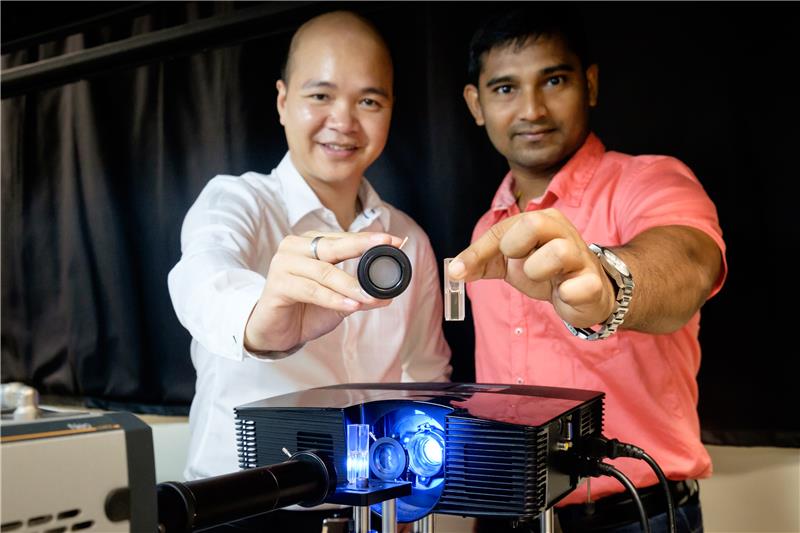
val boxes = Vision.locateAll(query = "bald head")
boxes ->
[274,10,394,195]
[282,11,393,87]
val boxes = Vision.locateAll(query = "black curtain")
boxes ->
[2,2,798,445]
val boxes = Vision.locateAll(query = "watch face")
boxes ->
[603,249,631,277]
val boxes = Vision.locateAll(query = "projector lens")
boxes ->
[369,437,407,481]
[369,406,449,524]
[407,428,445,477]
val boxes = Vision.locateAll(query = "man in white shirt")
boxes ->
[167,9,452,515]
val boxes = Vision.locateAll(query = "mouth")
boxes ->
[512,128,555,141]
[318,142,360,153]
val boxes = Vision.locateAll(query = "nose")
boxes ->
[519,86,546,122]
[327,100,358,134]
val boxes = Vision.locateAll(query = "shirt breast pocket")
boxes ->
[547,319,624,369]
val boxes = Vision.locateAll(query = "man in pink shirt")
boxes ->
[448,7,726,533]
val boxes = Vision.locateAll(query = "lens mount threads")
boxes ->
[357,245,412,299]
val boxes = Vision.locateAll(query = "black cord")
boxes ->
[637,449,677,533]
[582,436,677,533]
[594,462,651,533]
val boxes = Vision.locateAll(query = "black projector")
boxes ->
[234,383,604,523]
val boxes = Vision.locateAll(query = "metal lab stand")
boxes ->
[382,499,397,533]
[412,514,434,533]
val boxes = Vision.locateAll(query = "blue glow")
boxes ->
[370,437,407,481]
[346,424,369,485]
[366,403,450,523]
[346,454,368,484]
[407,428,445,477]
[423,437,443,464]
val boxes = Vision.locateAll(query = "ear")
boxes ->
[585,64,599,107]
[276,79,288,126]
[463,84,485,126]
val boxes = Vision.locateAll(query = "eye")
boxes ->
[493,85,514,95]
[545,75,567,87]
[307,93,329,102]
[360,98,380,108]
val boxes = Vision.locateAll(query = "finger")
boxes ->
[499,211,576,259]
[284,255,378,304]
[280,233,401,263]
[553,273,610,327]
[447,215,522,281]
[358,297,394,311]
[316,232,405,263]
[301,230,404,248]
[281,276,363,312]
[522,238,585,283]
[557,272,607,309]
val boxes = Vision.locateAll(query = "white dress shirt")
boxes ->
[168,153,452,480]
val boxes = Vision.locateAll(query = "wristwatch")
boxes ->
[564,244,635,341]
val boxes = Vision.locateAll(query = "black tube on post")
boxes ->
[157,451,335,532]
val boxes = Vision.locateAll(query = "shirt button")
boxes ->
[514,327,524,336]
[516,377,524,384]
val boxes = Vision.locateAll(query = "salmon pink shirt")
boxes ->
[467,133,727,505]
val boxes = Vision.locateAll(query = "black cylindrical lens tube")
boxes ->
[157,451,334,532]
[357,245,412,299]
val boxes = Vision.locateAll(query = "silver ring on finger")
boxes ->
[310,235,323,260]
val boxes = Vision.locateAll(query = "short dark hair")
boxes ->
[467,6,592,86]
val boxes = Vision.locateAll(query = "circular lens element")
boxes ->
[369,437,407,481]
[357,245,412,299]
[407,429,445,478]
[368,256,402,289]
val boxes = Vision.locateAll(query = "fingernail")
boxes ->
[369,234,387,243]
[449,259,466,277]
[343,298,359,308]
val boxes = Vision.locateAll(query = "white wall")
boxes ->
[700,445,800,533]
[147,417,192,483]
[147,419,800,532]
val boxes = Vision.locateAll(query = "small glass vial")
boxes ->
[444,258,465,321]
[346,423,370,487]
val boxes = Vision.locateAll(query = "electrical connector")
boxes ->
[580,435,646,460]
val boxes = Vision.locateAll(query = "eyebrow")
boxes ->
[362,87,391,99]
[541,63,576,75]
[300,79,390,99]
[301,80,337,90]
[484,63,576,88]
[484,75,516,88]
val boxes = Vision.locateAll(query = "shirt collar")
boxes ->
[276,152,390,231]
[355,175,391,231]
[490,133,606,214]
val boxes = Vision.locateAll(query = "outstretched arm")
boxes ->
[447,208,722,334]
[610,224,721,333]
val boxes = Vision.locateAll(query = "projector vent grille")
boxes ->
[577,398,604,439]
[235,418,257,469]
[437,416,547,520]
[235,409,344,472]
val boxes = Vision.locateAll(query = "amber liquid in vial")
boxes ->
[444,258,465,321]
